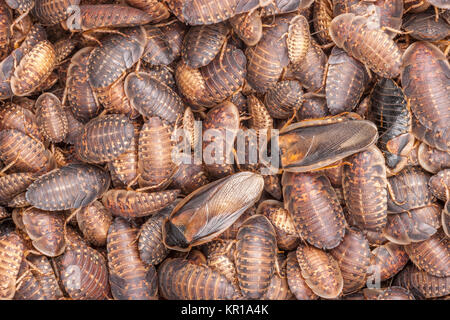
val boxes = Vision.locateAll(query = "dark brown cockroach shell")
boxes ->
[0,230,25,299]
[370,242,409,281]
[26,163,110,211]
[35,93,68,143]
[286,251,319,300]
[417,142,450,174]
[76,201,112,247]
[162,171,264,251]
[264,80,304,119]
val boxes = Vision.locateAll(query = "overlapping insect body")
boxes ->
[403,12,450,41]
[0,230,25,300]
[35,93,68,143]
[417,143,450,174]
[313,0,333,44]
[370,242,409,281]
[229,10,262,46]
[142,25,175,66]
[265,80,303,119]
[125,0,170,23]
[286,251,319,300]
[32,0,80,25]
[76,201,112,247]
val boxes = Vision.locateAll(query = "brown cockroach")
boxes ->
[170,161,210,195]
[417,142,450,174]
[203,239,238,286]
[296,95,328,120]
[25,163,110,211]
[429,169,450,202]
[95,75,137,119]
[403,12,450,41]
[329,227,371,294]
[384,204,442,245]
[101,189,180,219]
[0,229,24,300]
[125,0,170,23]
[343,145,388,232]
[0,1,11,60]
[370,242,410,282]
[32,0,80,25]
[286,251,319,300]
[235,214,277,299]
[296,244,343,299]
[286,14,310,65]
[401,41,449,152]
[158,20,187,59]
[158,257,242,300]
[330,13,402,78]
[163,172,264,251]
[76,200,112,247]
[229,10,262,46]
[313,0,333,44]
[66,47,102,123]
[75,114,135,164]
[181,22,229,68]
[55,228,110,300]
[107,217,158,300]
[0,172,35,205]
[35,92,68,143]
[326,46,369,115]
[282,171,346,250]
[124,72,185,124]
[0,103,43,142]
[264,80,304,119]
[142,25,175,66]
[404,230,450,278]
[263,264,295,300]
[138,116,176,189]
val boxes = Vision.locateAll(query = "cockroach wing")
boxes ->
[163,172,264,251]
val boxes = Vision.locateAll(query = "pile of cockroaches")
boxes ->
[0,0,448,300]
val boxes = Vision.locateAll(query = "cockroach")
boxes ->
[0,129,54,174]
[326,46,369,115]
[124,72,184,124]
[76,201,112,247]
[142,25,174,66]
[162,171,264,252]
[101,189,179,218]
[329,227,371,294]
[215,205,255,241]
[403,12,450,41]
[417,142,450,174]
[362,286,415,300]
[296,244,343,299]
[66,47,102,123]
[297,95,328,120]
[11,40,56,96]
[429,169,449,201]
[14,257,49,300]
[175,61,214,108]
[95,75,137,119]
[0,1,11,60]
[404,0,431,13]
[75,114,135,164]
[63,106,84,145]
[158,20,187,59]
[0,103,43,142]
[370,78,414,175]
[290,39,327,92]
[384,204,442,245]
[247,95,272,135]
[158,257,242,300]
[62,4,152,31]
[263,266,295,300]
[35,93,68,143]
[282,171,345,250]
[313,0,333,44]
[246,14,291,93]
[55,228,110,300]
[107,217,158,300]
[202,101,240,178]
[25,163,110,211]
[142,64,176,90]
[427,0,450,9]
[0,230,25,299]
[32,0,79,24]
[404,230,450,277]
[170,161,210,195]
[401,41,449,152]
[125,0,170,23]
[235,214,277,299]
[394,263,450,298]
[286,14,310,65]
[229,10,262,46]
[0,207,8,220]
[53,38,77,64]
[181,22,229,68]
[330,13,402,78]
[203,239,238,286]
[87,26,146,90]
[138,202,177,266]
[387,166,435,213]
[343,145,388,232]
[0,172,35,205]
[200,44,247,105]
[138,116,176,189]
[286,251,318,300]
[264,80,303,119]
[370,242,409,282]
[277,116,378,172]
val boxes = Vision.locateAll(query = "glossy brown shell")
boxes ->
[158,257,242,300]
[282,171,345,249]
[326,46,369,115]
[0,1,11,61]
[229,10,262,46]
[166,0,240,25]
[35,93,68,143]
[96,75,136,119]
[417,142,450,174]
[285,251,318,300]
[142,25,174,66]
[75,114,135,164]
[401,42,449,152]
[370,242,409,281]
[404,230,450,277]
[330,13,402,78]
[297,95,328,120]
[11,40,56,97]
[343,145,388,232]
[296,244,343,299]
[0,103,43,142]
[0,172,35,205]
[88,26,146,90]
[77,201,112,247]
[102,189,179,218]
[21,208,66,257]
[313,0,333,44]
[330,228,371,294]
[25,163,110,211]
[125,0,170,23]
[32,0,80,24]
[107,217,158,300]
[175,61,213,108]
[403,13,450,41]
[55,229,110,300]
[138,117,176,189]
[264,80,304,119]
[429,169,450,201]
[124,72,184,124]
[170,161,210,195]
[0,230,24,299]
[286,15,310,64]
[235,215,277,299]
